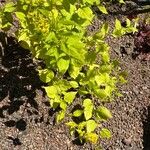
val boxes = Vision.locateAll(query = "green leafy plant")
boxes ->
[0,0,137,145]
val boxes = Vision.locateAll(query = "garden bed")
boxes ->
[0,1,150,150]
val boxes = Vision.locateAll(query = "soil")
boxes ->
[0,1,150,150]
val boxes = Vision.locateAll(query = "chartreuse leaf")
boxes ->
[96,106,112,120]
[4,2,16,12]
[117,71,127,84]
[98,5,108,14]
[15,12,26,21]
[95,85,113,99]
[115,19,122,30]
[69,64,81,79]
[126,18,131,27]
[56,110,65,123]
[113,19,124,37]
[119,76,127,84]
[55,79,71,92]
[65,36,86,62]
[83,99,93,107]
[77,7,94,21]
[73,110,83,117]
[44,86,58,99]
[101,51,110,63]
[100,128,111,139]
[60,101,67,110]
[64,92,77,104]
[66,121,77,128]
[94,23,109,40]
[38,69,54,83]
[66,121,77,135]
[83,99,93,120]
[118,0,125,4]
[79,87,89,95]
[84,132,98,144]
[86,120,97,133]
[18,31,28,42]
[95,73,110,86]
[95,89,107,99]
[57,58,70,74]
[50,98,60,109]
[83,0,100,5]
[69,81,78,88]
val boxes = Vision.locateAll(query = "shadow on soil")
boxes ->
[0,33,47,141]
[143,106,150,150]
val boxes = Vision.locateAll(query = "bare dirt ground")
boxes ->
[0,1,150,150]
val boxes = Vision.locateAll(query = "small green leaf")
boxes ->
[83,99,92,108]
[101,51,110,63]
[60,101,67,110]
[126,18,131,27]
[119,76,127,84]
[96,106,112,120]
[19,40,30,50]
[44,86,58,98]
[73,110,83,117]
[115,19,122,30]
[69,64,80,79]
[118,0,125,4]
[83,99,93,120]
[78,87,89,95]
[84,109,93,120]
[56,110,65,123]
[86,120,97,133]
[100,128,111,139]
[15,12,26,21]
[57,58,70,74]
[98,5,108,14]
[78,121,86,130]
[39,69,54,83]
[69,81,78,88]
[66,121,77,128]
[113,19,125,37]
[64,92,77,104]
[77,7,94,20]
[4,2,15,12]
[84,132,98,144]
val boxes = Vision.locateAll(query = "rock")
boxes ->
[122,138,132,146]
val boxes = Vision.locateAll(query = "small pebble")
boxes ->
[122,138,132,146]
